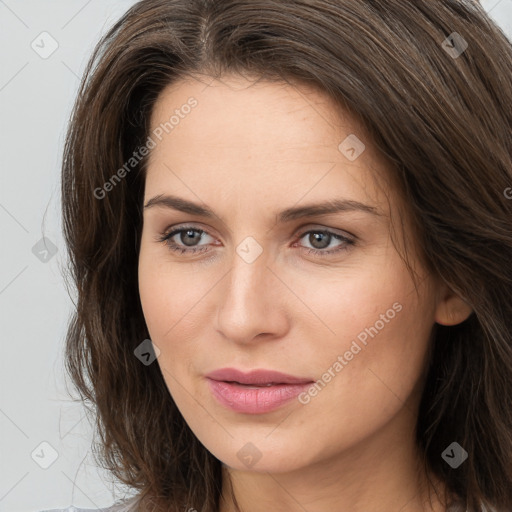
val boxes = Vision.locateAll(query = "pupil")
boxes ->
[311,232,329,249]
[182,230,199,246]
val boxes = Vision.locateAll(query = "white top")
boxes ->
[37,495,501,512]
[40,509,118,512]
[39,497,139,512]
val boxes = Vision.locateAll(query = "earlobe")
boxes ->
[434,285,473,326]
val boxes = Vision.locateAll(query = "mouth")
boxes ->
[224,381,281,388]
[205,368,315,414]
[205,367,314,386]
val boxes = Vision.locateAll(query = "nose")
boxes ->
[214,247,289,345]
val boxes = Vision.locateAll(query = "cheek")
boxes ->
[138,241,201,341]
[137,260,198,404]
[287,252,416,353]
[137,248,217,390]
[318,296,433,422]
[138,257,169,339]
[297,260,435,409]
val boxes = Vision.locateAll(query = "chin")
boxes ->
[207,438,316,475]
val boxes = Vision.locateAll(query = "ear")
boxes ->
[434,283,473,326]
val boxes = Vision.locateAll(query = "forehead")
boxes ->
[149,75,370,158]
[144,75,397,221]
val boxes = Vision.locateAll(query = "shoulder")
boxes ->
[39,496,140,512]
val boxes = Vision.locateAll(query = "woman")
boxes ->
[49,0,512,511]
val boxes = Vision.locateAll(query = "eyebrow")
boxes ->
[143,194,383,222]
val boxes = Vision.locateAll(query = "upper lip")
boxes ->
[206,368,314,385]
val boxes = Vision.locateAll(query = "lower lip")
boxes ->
[206,378,313,414]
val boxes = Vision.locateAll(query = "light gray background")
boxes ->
[1,1,511,511]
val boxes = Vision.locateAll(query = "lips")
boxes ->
[205,367,314,386]
[205,368,315,414]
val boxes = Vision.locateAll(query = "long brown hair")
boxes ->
[61,1,512,511]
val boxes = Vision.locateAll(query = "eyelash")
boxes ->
[156,225,355,258]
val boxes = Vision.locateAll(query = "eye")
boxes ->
[156,226,355,257]
[295,229,355,257]
[157,226,214,255]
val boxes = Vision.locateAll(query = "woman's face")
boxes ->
[138,75,469,474]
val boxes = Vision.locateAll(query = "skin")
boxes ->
[138,75,473,512]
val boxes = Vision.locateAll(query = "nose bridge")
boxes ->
[215,242,286,342]
[224,246,272,315]
[227,229,270,288]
